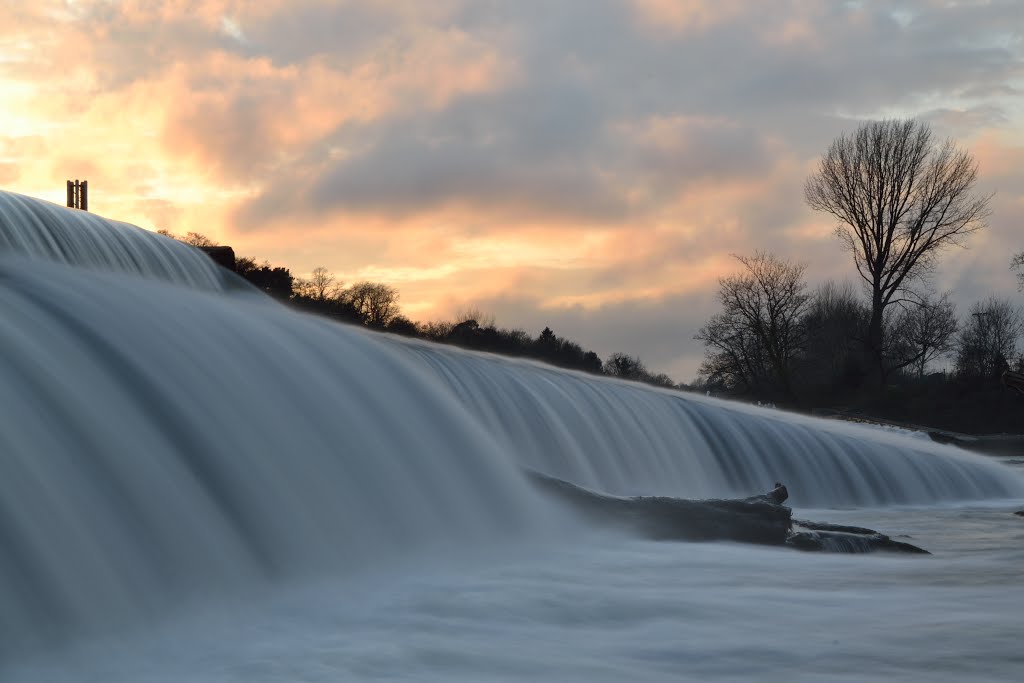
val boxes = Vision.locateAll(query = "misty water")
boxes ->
[2,190,1023,681]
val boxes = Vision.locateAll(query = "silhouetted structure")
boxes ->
[67,180,88,211]
[198,245,236,272]
[1003,370,1024,396]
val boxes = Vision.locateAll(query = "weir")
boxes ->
[1,190,1022,654]
[0,190,242,292]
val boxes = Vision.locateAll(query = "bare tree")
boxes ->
[182,231,217,248]
[888,292,958,379]
[696,314,766,392]
[695,252,810,399]
[156,229,217,247]
[345,281,401,328]
[420,320,455,341]
[603,352,648,381]
[295,266,339,301]
[455,306,496,329]
[1012,251,1024,291]
[805,118,990,384]
[954,298,1023,380]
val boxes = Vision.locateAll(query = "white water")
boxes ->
[0,190,242,292]
[2,192,1023,680]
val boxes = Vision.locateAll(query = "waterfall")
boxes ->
[0,189,242,292]
[1,191,1021,654]
[399,339,1016,506]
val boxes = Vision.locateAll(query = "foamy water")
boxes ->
[8,498,1024,682]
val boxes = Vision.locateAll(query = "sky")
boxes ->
[1,0,1022,382]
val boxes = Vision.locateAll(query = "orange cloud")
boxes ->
[630,0,747,34]
[2,0,1022,383]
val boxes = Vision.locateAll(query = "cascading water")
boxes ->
[398,341,1019,506]
[0,257,555,654]
[0,190,244,292]
[2,191,1023,677]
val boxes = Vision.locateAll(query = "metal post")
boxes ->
[65,179,89,210]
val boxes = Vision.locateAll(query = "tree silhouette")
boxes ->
[295,266,339,301]
[888,292,958,379]
[696,252,809,399]
[346,281,401,328]
[954,298,1023,380]
[603,352,648,381]
[235,256,294,300]
[800,280,869,393]
[805,118,990,384]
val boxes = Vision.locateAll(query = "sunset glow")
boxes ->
[2,0,1022,380]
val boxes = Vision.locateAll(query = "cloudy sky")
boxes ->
[2,1,1022,381]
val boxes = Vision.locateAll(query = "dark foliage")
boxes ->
[797,280,870,398]
[954,298,1023,380]
[425,321,604,375]
[695,252,810,401]
[235,256,294,301]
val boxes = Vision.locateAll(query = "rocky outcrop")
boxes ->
[787,519,928,554]
[525,470,928,554]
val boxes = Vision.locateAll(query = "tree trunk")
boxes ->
[868,288,886,386]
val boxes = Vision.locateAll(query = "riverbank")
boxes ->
[811,409,1024,457]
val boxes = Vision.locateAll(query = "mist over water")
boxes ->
[2,191,1023,680]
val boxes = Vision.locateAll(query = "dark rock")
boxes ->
[525,470,929,555]
[788,519,928,554]
[745,481,788,505]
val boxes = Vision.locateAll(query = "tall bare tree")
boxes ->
[805,118,990,383]
[1012,251,1024,291]
[696,252,810,399]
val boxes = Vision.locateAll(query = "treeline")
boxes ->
[697,253,1024,396]
[695,251,1024,432]
[161,231,680,388]
[160,116,1024,434]
[687,117,1023,433]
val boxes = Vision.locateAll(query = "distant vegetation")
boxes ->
[696,118,1022,433]
[161,118,1024,434]
[161,230,672,388]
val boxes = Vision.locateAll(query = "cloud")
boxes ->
[1,0,1022,381]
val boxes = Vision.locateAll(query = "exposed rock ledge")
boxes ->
[526,470,929,555]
